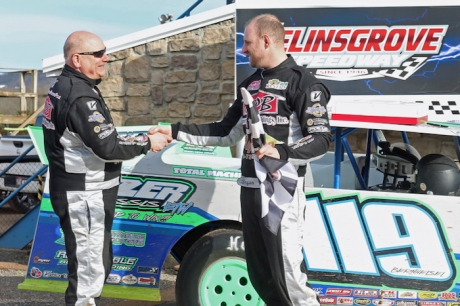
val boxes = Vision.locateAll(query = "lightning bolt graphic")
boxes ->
[364,80,384,95]
[366,9,428,25]
[428,43,460,62]
[236,32,249,66]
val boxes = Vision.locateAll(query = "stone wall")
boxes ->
[98,19,235,127]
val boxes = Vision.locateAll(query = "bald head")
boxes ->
[242,13,287,69]
[63,31,108,80]
[246,14,285,48]
[63,31,104,64]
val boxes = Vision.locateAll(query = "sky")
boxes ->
[0,0,227,71]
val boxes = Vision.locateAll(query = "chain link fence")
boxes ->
[0,160,45,236]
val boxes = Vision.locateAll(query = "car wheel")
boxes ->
[175,228,263,306]
[9,193,39,213]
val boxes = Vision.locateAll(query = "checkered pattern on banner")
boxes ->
[426,101,460,115]
[378,57,427,80]
[241,87,298,234]
[415,99,460,121]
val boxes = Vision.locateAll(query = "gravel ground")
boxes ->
[0,247,177,305]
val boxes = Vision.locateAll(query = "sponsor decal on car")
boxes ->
[337,297,353,305]
[172,166,241,180]
[43,270,67,279]
[419,302,446,306]
[313,286,323,295]
[138,276,157,286]
[372,299,394,306]
[326,288,352,296]
[111,256,139,271]
[106,274,121,284]
[162,202,194,216]
[181,143,217,154]
[29,267,42,278]
[116,176,197,221]
[354,289,379,297]
[112,231,146,248]
[398,291,417,299]
[319,297,336,304]
[54,250,68,265]
[137,266,159,274]
[395,300,418,306]
[354,298,372,305]
[121,274,137,285]
[380,291,397,299]
[33,256,51,264]
[418,292,438,300]
[440,292,457,300]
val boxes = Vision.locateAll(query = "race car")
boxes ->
[20,125,264,306]
[19,122,460,306]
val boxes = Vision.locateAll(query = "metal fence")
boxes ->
[0,152,47,236]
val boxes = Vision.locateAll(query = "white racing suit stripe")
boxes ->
[280,179,319,306]
[51,186,117,306]
[67,190,106,306]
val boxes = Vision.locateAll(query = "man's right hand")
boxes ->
[148,132,172,153]
[148,125,172,138]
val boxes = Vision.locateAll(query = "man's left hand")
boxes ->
[255,143,280,159]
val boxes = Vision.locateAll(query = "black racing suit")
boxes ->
[171,55,331,305]
[42,65,151,306]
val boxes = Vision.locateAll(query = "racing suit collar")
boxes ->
[62,64,102,87]
[259,55,296,78]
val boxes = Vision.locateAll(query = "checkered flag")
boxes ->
[242,87,265,152]
[241,87,298,234]
[378,57,427,80]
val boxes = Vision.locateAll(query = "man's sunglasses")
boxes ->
[77,48,106,58]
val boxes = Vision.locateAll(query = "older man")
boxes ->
[151,14,330,306]
[42,31,170,306]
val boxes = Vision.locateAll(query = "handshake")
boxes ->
[147,125,173,153]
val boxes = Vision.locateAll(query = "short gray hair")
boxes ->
[246,14,285,46]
